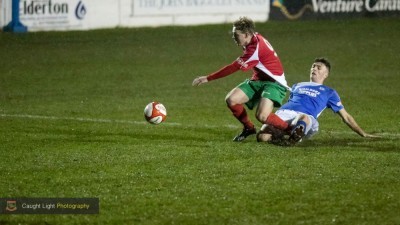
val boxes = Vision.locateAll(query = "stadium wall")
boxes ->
[1,0,399,32]
[0,0,11,28]
[270,0,400,20]
[1,0,270,32]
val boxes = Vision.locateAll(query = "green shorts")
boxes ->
[237,79,287,110]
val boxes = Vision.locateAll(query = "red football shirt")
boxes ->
[207,33,289,89]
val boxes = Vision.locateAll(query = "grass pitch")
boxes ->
[0,17,400,224]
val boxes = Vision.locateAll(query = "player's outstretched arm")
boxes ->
[337,108,379,138]
[193,61,241,87]
[192,76,208,86]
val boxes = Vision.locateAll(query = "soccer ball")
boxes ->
[144,102,167,125]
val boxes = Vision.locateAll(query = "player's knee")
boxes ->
[257,132,272,142]
[225,97,232,106]
[225,96,238,106]
[256,114,266,123]
[256,111,270,123]
[299,114,310,124]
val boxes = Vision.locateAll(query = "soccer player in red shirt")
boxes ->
[192,16,291,142]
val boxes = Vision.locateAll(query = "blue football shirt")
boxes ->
[280,82,344,119]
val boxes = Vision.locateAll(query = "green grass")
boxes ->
[1,17,400,224]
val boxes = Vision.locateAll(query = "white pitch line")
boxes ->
[1,113,399,137]
[0,113,237,129]
[0,113,173,125]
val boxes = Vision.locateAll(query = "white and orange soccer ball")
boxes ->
[144,102,167,125]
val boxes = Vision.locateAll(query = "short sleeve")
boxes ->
[327,90,344,112]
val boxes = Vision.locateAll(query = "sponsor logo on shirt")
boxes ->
[298,87,320,97]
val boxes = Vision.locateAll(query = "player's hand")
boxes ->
[192,76,208,86]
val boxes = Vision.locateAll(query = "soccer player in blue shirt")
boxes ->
[257,57,378,145]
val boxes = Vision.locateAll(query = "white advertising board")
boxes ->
[120,0,270,27]
[0,0,12,28]
[9,0,270,32]
[131,0,270,15]
[19,0,119,31]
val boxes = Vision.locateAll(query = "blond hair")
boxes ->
[233,17,255,34]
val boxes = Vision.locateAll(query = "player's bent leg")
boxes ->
[289,114,311,145]
[225,87,249,106]
[257,98,289,131]
[258,124,290,146]
[255,98,274,123]
[257,132,272,142]
[225,88,256,142]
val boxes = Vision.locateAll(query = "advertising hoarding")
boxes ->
[18,0,119,31]
[270,0,400,20]
[120,0,270,27]
[12,0,270,31]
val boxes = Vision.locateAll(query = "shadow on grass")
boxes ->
[298,136,398,152]
[14,123,399,151]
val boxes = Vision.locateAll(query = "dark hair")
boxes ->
[314,57,331,72]
[233,17,255,34]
